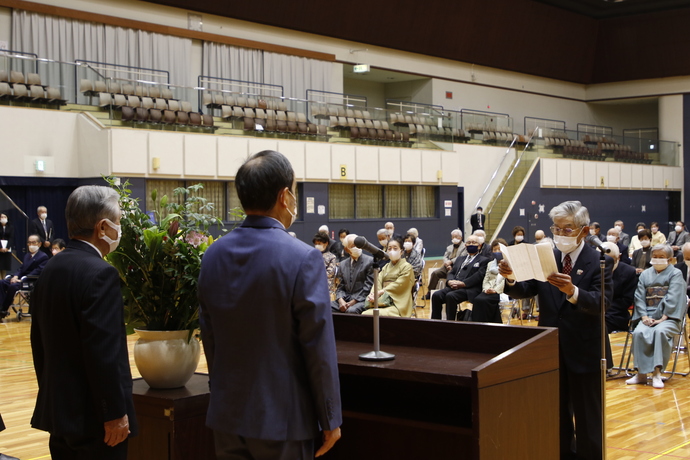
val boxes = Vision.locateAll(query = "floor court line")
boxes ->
[647,439,690,459]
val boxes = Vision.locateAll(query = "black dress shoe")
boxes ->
[423,292,431,300]
[0,453,20,460]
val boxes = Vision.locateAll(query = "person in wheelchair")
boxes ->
[0,234,48,316]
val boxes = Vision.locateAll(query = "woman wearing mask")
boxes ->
[363,236,415,317]
[0,214,13,279]
[650,221,666,246]
[627,244,686,389]
[402,233,423,278]
[313,233,338,298]
[471,239,507,323]
[627,222,648,257]
[631,229,654,274]
[509,226,526,246]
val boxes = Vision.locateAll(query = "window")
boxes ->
[226,182,244,221]
[146,180,184,219]
[385,186,411,218]
[411,186,437,218]
[356,185,383,219]
[146,180,226,220]
[328,184,437,219]
[329,184,355,219]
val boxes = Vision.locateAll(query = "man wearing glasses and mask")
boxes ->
[498,201,613,460]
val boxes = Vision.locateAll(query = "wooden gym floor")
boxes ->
[0,285,689,458]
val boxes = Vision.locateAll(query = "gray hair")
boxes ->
[376,228,388,237]
[451,229,462,238]
[407,227,418,238]
[66,186,120,238]
[652,243,673,258]
[548,201,590,228]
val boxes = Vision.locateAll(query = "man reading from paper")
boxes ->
[498,201,612,460]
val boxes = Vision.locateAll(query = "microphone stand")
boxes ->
[599,249,607,460]
[359,267,395,361]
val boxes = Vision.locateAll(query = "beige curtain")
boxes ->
[146,180,184,219]
[191,182,225,219]
[329,184,355,219]
[385,186,411,218]
[411,186,436,218]
[226,181,244,222]
[356,185,382,219]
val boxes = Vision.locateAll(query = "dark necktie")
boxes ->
[562,254,572,275]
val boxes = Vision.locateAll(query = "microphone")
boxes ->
[585,234,610,254]
[354,236,389,259]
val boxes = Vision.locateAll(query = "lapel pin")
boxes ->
[576,269,583,275]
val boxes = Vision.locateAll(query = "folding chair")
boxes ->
[10,275,38,321]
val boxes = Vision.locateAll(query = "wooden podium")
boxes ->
[329,314,559,460]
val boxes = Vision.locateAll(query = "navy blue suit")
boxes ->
[199,215,342,445]
[0,250,48,311]
[505,243,613,460]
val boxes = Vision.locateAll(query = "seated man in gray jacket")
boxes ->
[331,234,374,314]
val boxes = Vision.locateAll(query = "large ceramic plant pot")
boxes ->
[133,329,201,389]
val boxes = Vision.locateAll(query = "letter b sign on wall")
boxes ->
[340,164,347,179]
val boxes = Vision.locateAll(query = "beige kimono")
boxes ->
[362,259,415,317]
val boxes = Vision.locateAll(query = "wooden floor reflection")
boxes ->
[0,306,688,459]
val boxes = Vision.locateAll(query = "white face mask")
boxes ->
[0,218,6,225]
[388,249,401,261]
[452,238,461,245]
[554,234,580,254]
[285,190,297,228]
[606,235,618,243]
[100,218,121,254]
[676,225,683,233]
[476,236,485,245]
[615,225,622,232]
[589,229,596,235]
[403,242,413,251]
[315,244,326,252]
[650,258,668,270]
[515,235,524,242]
[28,244,39,254]
[640,239,651,248]
[651,227,659,234]
[349,247,362,258]
[40,213,47,220]
[340,238,346,245]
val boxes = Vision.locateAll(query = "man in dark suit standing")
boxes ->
[199,150,342,460]
[30,186,136,459]
[431,234,490,321]
[470,206,485,234]
[29,206,54,258]
[499,201,613,460]
[332,234,374,314]
[0,234,48,316]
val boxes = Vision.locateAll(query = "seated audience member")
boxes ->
[590,222,603,241]
[363,236,415,317]
[667,221,689,258]
[51,238,67,256]
[375,228,390,270]
[331,234,374,314]
[407,227,423,253]
[607,227,630,264]
[431,234,490,321]
[673,243,690,299]
[0,235,48,316]
[534,229,546,244]
[627,244,686,389]
[384,221,402,240]
[471,239,507,323]
[425,229,464,297]
[509,226,526,245]
[313,233,338,298]
[402,234,423,278]
[628,222,647,257]
[472,230,492,257]
[318,224,336,252]
[615,220,630,246]
[631,229,653,274]
[331,228,349,261]
[650,221,667,246]
[601,242,638,369]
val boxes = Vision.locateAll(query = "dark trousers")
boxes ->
[559,366,602,460]
[431,287,471,320]
[0,279,20,312]
[214,430,314,460]
[427,266,449,291]
[49,433,128,460]
[471,292,502,323]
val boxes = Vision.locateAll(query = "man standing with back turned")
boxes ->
[199,150,342,460]
[30,185,136,459]
[499,201,612,460]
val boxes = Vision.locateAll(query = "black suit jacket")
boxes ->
[0,224,14,251]
[631,247,652,271]
[30,240,137,439]
[470,213,484,232]
[605,262,637,332]
[617,241,631,265]
[29,218,54,257]
[505,243,613,373]
[335,254,374,303]
[16,251,48,278]
[447,254,490,300]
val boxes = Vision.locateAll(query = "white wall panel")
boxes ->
[217,137,248,178]
[400,149,421,183]
[379,148,400,182]
[569,160,583,187]
[441,151,460,184]
[653,166,665,189]
[583,162,597,188]
[355,146,379,182]
[330,144,355,181]
[247,138,278,154]
[631,165,644,189]
[672,167,683,190]
[77,116,110,177]
[112,130,147,175]
[304,143,330,180]
[184,134,217,177]
[421,150,441,183]
[595,163,608,189]
[149,132,183,176]
[608,162,620,188]
[556,160,570,187]
[641,165,654,188]
[619,163,632,188]
[277,140,306,180]
[542,158,557,187]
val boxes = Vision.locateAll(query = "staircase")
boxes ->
[485,153,538,240]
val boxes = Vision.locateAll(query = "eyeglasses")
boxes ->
[550,225,582,236]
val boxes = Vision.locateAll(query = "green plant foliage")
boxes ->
[104,177,227,335]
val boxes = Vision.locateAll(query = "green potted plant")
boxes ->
[105,177,230,388]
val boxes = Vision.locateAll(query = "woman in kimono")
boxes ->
[313,232,338,299]
[627,244,687,389]
[363,236,415,317]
